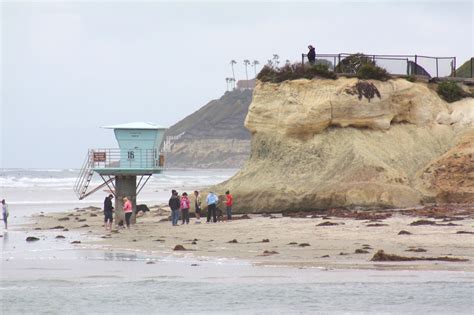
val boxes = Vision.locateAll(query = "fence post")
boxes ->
[471,57,473,78]
[301,54,305,66]
[406,58,409,75]
[333,56,336,71]
[436,58,439,78]
[337,54,341,73]
[414,55,418,75]
[453,57,456,77]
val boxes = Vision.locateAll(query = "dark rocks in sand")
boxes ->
[262,239,270,243]
[362,245,372,250]
[78,219,87,222]
[240,214,251,220]
[58,217,70,221]
[63,228,69,231]
[262,250,279,256]
[34,227,42,230]
[193,238,198,242]
[55,235,66,239]
[50,226,65,229]
[398,230,412,235]
[410,220,437,226]
[191,264,199,266]
[154,239,165,242]
[68,213,75,217]
[298,243,310,247]
[456,231,474,234]
[321,255,330,258]
[132,239,137,242]
[26,236,40,242]
[146,261,155,264]
[339,252,349,255]
[159,218,170,223]
[80,224,90,228]
[288,242,298,245]
[406,248,427,253]
[370,250,468,262]
[228,239,238,243]
[173,245,186,251]
[71,241,81,244]
[317,221,339,226]
[366,223,388,227]
[90,213,98,217]
[191,241,197,245]
[355,249,370,254]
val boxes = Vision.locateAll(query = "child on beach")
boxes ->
[2,199,9,230]
[122,197,133,229]
[168,190,180,226]
[194,190,202,224]
[180,192,190,225]
[225,190,233,221]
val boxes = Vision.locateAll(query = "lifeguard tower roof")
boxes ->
[102,122,166,130]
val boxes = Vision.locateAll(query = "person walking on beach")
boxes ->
[103,194,114,231]
[169,190,180,226]
[194,190,202,224]
[2,199,9,230]
[122,197,133,229]
[307,45,316,64]
[225,190,233,221]
[206,191,218,223]
[180,192,190,225]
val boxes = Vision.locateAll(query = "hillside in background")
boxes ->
[456,58,473,78]
[164,89,253,168]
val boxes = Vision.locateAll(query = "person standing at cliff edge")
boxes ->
[2,199,9,230]
[206,191,218,223]
[103,194,114,231]
[225,191,233,221]
[307,45,316,64]
[169,190,181,226]
[122,197,133,229]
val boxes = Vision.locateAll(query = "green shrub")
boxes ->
[335,53,374,73]
[356,63,391,81]
[257,63,336,83]
[405,75,417,82]
[437,81,467,103]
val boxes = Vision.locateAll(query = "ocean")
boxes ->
[1,169,473,314]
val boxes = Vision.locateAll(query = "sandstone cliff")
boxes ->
[165,89,252,168]
[214,78,473,212]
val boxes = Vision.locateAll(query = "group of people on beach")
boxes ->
[102,190,233,230]
[168,190,233,226]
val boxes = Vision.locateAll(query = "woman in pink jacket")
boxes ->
[180,192,190,225]
[123,197,133,229]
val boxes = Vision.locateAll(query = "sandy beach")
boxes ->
[20,204,474,272]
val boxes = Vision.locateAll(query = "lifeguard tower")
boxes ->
[74,122,166,222]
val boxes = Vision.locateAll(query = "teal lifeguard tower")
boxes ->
[74,122,166,222]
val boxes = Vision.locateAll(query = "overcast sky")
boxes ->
[1,0,473,168]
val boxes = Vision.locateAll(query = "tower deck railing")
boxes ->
[300,53,459,78]
[89,148,164,170]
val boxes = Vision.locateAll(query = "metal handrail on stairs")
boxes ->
[73,150,94,199]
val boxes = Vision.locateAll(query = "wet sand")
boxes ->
[20,205,474,271]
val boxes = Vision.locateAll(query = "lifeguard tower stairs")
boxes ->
[74,122,166,221]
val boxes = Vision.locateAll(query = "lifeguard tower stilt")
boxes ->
[74,122,166,224]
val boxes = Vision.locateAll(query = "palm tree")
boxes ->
[252,60,260,77]
[243,60,251,89]
[230,60,237,88]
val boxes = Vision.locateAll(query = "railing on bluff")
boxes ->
[301,53,460,78]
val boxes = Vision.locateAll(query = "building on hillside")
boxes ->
[236,79,256,90]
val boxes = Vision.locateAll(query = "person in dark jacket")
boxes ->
[103,194,114,231]
[307,45,316,64]
[168,190,181,226]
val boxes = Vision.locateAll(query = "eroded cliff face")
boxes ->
[214,78,473,212]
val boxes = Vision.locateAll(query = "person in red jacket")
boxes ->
[225,190,233,221]
[122,197,133,229]
[180,192,191,225]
